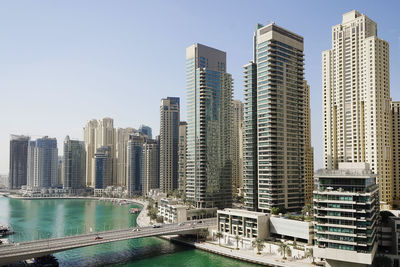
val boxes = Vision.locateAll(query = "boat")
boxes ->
[0,225,14,237]
[129,208,140,214]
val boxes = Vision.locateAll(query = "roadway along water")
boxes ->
[0,196,258,267]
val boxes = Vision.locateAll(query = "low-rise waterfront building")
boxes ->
[269,216,313,244]
[313,162,379,267]
[158,198,217,223]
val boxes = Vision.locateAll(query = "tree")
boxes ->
[252,238,265,255]
[278,242,291,259]
[305,248,315,264]
[156,216,164,223]
[235,235,241,250]
[302,203,313,216]
[372,255,392,267]
[270,207,279,215]
[215,232,223,246]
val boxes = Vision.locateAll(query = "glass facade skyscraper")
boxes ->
[185,43,233,209]
[243,23,307,212]
[63,136,86,191]
[9,135,29,189]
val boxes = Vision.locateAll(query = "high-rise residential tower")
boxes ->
[322,10,392,209]
[243,23,306,212]
[116,127,137,187]
[83,119,98,187]
[63,136,86,192]
[126,134,145,196]
[142,139,159,196]
[160,97,180,193]
[178,121,187,194]
[232,100,244,192]
[393,101,400,207]
[9,135,29,189]
[185,43,233,209]
[138,125,152,139]
[304,81,314,204]
[27,136,58,188]
[94,146,113,190]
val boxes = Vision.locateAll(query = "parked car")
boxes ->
[152,224,161,228]
[95,235,103,240]
[178,223,184,226]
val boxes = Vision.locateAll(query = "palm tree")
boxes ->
[278,242,291,259]
[252,238,265,255]
[235,235,240,250]
[305,248,315,264]
[215,232,223,246]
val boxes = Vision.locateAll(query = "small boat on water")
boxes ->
[129,208,140,214]
[0,225,14,237]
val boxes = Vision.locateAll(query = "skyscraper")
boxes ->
[178,121,187,194]
[9,135,29,189]
[243,60,258,211]
[243,23,306,212]
[84,118,117,187]
[304,81,314,204]
[83,119,98,187]
[185,43,233,209]
[126,134,145,196]
[322,10,392,208]
[63,136,86,192]
[232,100,244,192]
[159,97,180,193]
[393,101,400,207]
[94,146,113,190]
[27,136,58,188]
[116,127,137,187]
[142,139,159,196]
[138,125,152,139]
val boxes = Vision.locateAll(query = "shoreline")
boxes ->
[2,195,312,266]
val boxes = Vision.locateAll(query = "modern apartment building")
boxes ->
[138,124,152,139]
[63,136,86,192]
[9,135,29,189]
[185,43,233,209]
[142,139,159,196]
[322,10,392,209]
[116,127,137,187]
[83,119,98,187]
[232,100,244,191]
[126,134,145,196]
[178,121,187,193]
[313,163,379,266]
[243,23,306,212]
[159,97,180,193]
[393,101,400,208]
[84,118,117,187]
[304,81,314,204]
[27,136,58,188]
[94,146,113,190]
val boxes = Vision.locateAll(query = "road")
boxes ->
[0,218,216,265]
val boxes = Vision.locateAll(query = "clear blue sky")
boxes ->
[1,0,399,174]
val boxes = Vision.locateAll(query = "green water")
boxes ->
[0,196,258,266]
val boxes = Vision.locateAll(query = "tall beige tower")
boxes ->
[392,101,400,208]
[232,100,244,192]
[83,119,98,187]
[96,118,116,185]
[116,127,137,187]
[142,139,159,196]
[304,81,314,204]
[322,10,392,208]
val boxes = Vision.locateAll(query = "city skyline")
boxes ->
[1,1,400,174]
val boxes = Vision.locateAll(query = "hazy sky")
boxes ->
[1,0,400,174]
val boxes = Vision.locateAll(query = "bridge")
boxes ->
[0,218,216,265]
